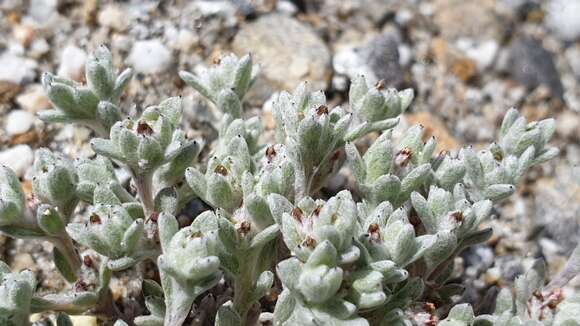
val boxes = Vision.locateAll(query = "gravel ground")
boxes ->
[0,0,579,324]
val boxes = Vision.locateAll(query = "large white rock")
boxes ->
[546,0,580,41]
[232,14,331,104]
[0,53,37,84]
[27,0,59,27]
[5,110,35,135]
[57,45,87,81]
[128,40,172,74]
[0,145,34,177]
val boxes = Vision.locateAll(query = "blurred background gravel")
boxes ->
[0,0,578,324]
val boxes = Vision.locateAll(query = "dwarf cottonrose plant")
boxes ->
[0,46,578,326]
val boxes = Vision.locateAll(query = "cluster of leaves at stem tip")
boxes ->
[0,45,579,326]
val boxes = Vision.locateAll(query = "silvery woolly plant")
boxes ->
[0,45,578,326]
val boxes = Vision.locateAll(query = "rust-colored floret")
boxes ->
[83,255,93,268]
[291,207,304,221]
[395,147,413,167]
[312,206,322,217]
[238,221,251,235]
[214,164,229,176]
[303,236,317,248]
[89,213,101,225]
[137,120,154,136]
[375,79,386,90]
[316,105,329,116]
[265,145,277,162]
[451,211,464,223]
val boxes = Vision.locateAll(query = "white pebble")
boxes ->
[98,4,129,31]
[5,110,35,135]
[276,0,298,15]
[68,315,97,326]
[456,39,499,70]
[128,40,172,74]
[13,24,34,47]
[111,34,132,52]
[547,0,580,41]
[0,145,34,177]
[0,53,38,84]
[27,0,59,27]
[16,85,50,113]
[175,29,199,52]
[29,38,50,59]
[57,45,87,81]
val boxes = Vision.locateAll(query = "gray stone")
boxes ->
[463,245,495,276]
[360,0,393,25]
[495,255,525,281]
[534,173,580,254]
[507,37,564,99]
[333,32,404,88]
[233,14,331,103]
[363,33,404,87]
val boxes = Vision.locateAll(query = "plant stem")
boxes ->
[303,143,340,198]
[134,171,154,217]
[94,288,133,325]
[233,251,259,325]
[51,235,82,276]
[76,119,110,139]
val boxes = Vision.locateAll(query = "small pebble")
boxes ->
[98,4,129,31]
[69,315,97,326]
[276,0,298,15]
[456,39,499,70]
[16,84,50,113]
[128,40,172,74]
[556,111,580,141]
[13,24,34,47]
[11,253,35,271]
[29,38,50,59]
[0,81,21,103]
[0,145,34,177]
[175,29,199,52]
[5,110,35,135]
[0,53,38,84]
